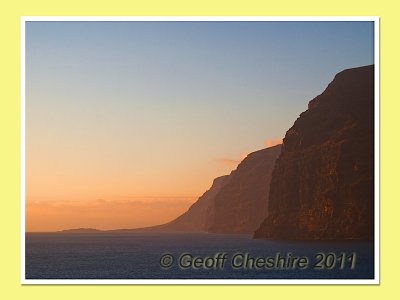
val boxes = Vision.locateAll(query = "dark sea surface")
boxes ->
[25,232,374,280]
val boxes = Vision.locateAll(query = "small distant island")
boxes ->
[57,228,103,233]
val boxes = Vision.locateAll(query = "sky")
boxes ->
[25,21,374,231]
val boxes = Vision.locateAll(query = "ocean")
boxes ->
[25,232,374,280]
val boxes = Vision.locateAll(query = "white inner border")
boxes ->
[20,16,380,285]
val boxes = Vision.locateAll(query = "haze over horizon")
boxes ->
[26,21,374,232]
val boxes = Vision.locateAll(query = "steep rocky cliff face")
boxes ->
[254,65,374,240]
[149,144,281,233]
[158,175,231,231]
[207,144,282,234]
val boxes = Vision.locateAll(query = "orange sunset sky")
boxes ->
[25,21,373,231]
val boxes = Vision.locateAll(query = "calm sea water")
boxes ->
[25,232,374,279]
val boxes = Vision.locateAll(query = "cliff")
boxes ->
[207,144,282,234]
[139,144,281,233]
[254,65,374,240]
[157,175,231,231]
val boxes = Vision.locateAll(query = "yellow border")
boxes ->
[1,0,397,298]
